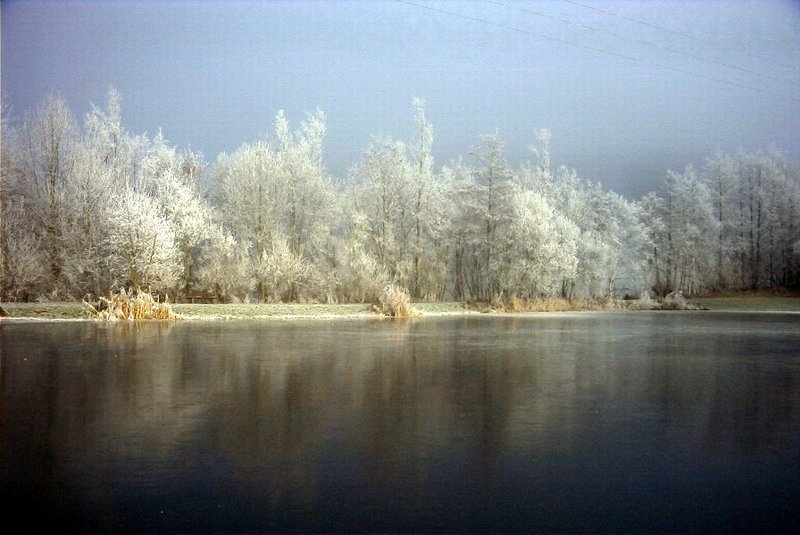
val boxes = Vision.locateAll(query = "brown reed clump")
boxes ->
[493,295,583,312]
[491,295,655,312]
[377,283,416,317]
[85,288,180,320]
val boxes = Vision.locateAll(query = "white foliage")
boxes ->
[663,165,720,293]
[351,136,414,277]
[104,187,181,290]
[215,109,334,301]
[334,239,389,303]
[196,226,254,301]
[1,200,49,298]
[256,238,311,302]
[4,90,800,303]
[508,191,578,297]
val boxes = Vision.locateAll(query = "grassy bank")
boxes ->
[690,296,800,312]
[0,302,89,320]
[3,295,799,321]
[0,301,470,321]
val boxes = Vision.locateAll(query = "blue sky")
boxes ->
[3,0,799,197]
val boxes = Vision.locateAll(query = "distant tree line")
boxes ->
[2,89,799,303]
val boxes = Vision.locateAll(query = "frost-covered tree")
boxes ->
[456,133,517,302]
[641,149,800,295]
[581,186,651,298]
[1,199,49,300]
[104,187,182,292]
[639,191,666,294]
[329,198,390,303]
[343,99,448,300]
[256,238,312,302]
[1,103,26,299]
[60,88,136,297]
[216,140,280,298]
[3,91,799,303]
[273,110,335,300]
[215,110,334,301]
[134,140,215,295]
[409,98,435,297]
[64,138,116,296]
[195,226,254,302]
[507,190,578,297]
[349,136,414,284]
[733,149,800,289]
[661,165,719,294]
[704,151,738,289]
[19,94,78,294]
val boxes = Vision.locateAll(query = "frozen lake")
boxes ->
[2,312,799,532]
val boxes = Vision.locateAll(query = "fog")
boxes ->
[3,0,799,197]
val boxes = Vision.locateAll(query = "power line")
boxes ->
[398,0,640,62]
[484,0,799,87]
[395,0,800,102]
[557,0,799,72]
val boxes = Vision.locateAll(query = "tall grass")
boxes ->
[85,288,180,320]
[491,295,636,312]
[658,290,697,310]
[376,283,416,317]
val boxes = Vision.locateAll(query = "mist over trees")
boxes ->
[2,90,799,303]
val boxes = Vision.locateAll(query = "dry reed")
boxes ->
[377,283,416,317]
[492,295,636,313]
[85,288,180,320]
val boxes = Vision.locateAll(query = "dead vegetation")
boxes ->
[84,288,180,320]
[483,290,706,313]
[375,283,417,317]
[488,295,629,313]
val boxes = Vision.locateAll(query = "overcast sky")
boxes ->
[3,0,799,197]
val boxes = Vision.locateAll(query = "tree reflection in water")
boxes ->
[2,312,799,532]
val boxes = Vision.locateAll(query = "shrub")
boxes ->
[633,291,657,310]
[85,288,179,320]
[661,290,688,310]
[377,283,415,317]
[493,295,585,312]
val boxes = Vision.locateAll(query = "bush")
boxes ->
[85,288,179,320]
[661,290,688,310]
[632,291,657,310]
[493,295,587,312]
[377,283,415,317]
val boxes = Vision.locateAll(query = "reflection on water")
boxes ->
[2,313,799,532]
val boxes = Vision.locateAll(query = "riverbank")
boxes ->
[0,301,471,321]
[2,295,799,321]
[690,296,800,312]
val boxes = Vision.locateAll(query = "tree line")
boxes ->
[2,89,798,303]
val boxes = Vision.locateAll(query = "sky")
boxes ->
[2,0,799,198]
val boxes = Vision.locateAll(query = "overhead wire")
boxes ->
[484,0,800,86]
[398,0,640,62]
[557,0,800,72]
[395,0,800,102]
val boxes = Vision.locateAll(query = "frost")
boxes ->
[2,92,798,304]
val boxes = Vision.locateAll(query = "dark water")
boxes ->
[2,312,799,533]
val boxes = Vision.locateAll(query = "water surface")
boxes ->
[2,312,799,532]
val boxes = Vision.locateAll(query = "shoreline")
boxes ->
[2,296,800,322]
[0,301,473,322]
